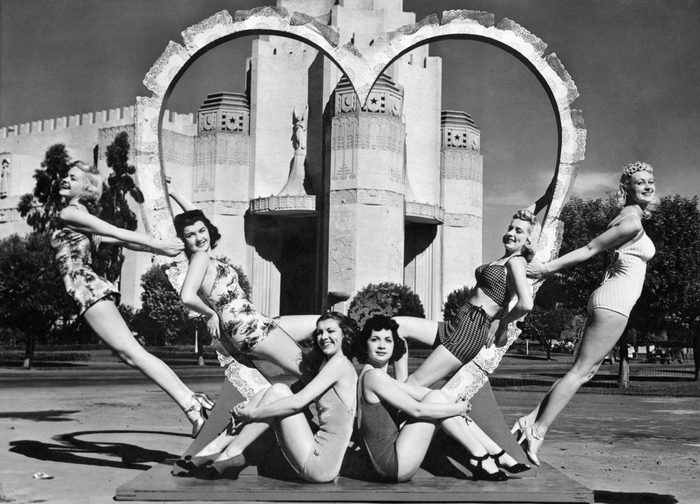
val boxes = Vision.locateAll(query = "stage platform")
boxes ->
[115,460,593,503]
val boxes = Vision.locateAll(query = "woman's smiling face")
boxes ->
[366,328,394,366]
[182,220,211,254]
[316,318,344,358]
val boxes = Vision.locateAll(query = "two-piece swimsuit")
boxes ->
[436,259,516,364]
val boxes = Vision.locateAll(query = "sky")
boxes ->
[1,0,699,260]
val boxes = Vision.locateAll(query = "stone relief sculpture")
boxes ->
[0,157,9,198]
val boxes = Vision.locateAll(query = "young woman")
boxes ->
[394,209,539,387]
[168,189,319,378]
[184,312,357,482]
[515,162,656,466]
[355,315,528,482]
[51,161,213,436]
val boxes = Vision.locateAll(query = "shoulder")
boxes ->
[190,250,212,264]
[362,367,391,388]
[612,210,643,235]
[506,255,527,272]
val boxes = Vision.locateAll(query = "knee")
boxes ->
[114,348,138,368]
[265,383,292,401]
[422,389,451,404]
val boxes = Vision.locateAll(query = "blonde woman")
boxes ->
[516,162,656,465]
[51,161,213,436]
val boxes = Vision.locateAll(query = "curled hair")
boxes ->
[512,209,540,263]
[312,312,355,359]
[71,161,103,215]
[615,161,656,218]
[353,315,407,364]
[173,209,221,254]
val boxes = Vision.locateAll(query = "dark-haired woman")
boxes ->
[394,210,539,387]
[185,313,357,482]
[51,162,213,436]
[515,162,657,466]
[355,316,527,482]
[168,190,318,378]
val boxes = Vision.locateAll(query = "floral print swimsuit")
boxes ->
[51,216,120,316]
[205,256,276,355]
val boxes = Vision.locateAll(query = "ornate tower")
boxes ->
[193,92,252,272]
[440,110,483,299]
[326,75,406,298]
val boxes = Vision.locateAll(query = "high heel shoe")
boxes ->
[197,454,247,480]
[185,393,215,438]
[466,454,508,482]
[491,450,530,474]
[519,425,544,467]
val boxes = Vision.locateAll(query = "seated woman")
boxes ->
[355,315,528,482]
[395,209,538,387]
[183,312,358,482]
[168,188,319,379]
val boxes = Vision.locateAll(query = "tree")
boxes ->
[347,282,425,330]
[517,305,575,360]
[94,132,144,283]
[537,194,700,383]
[0,233,75,368]
[17,144,72,232]
[442,286,472,324]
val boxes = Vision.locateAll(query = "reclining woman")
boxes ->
[168,188,319,380]
[355,315,528,482]
[183,312,357,481]
[51,161,213,436]
[394,209,539,387]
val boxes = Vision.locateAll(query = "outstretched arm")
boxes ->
[489,257,533,347]
[59,206,182,256]
[168,185,198,212]
[365,370,469,420]
[528,212,642,278]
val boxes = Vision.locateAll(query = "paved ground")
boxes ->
[1,356,699,504]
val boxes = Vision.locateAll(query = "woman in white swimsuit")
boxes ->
[516,161,656,465]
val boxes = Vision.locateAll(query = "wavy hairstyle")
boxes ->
[71,161,103,215]
[173,209,222,255]
[353,314,406,364]
[312,312,355,359]
[615,161,656,218]
[511,208,540,263]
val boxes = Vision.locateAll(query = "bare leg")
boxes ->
[406,345,462,387]
[196,388,268,458]
[394,390,444,481]
[276,315,318,343]
[83,301,194,411]
[218,384,314,465]
[393,316,439,346]
[527,308,628,458]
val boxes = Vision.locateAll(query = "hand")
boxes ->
[457,399,472,418]
[232,400,254,423]
[494,324,509,348]
[526,260,547,279]
[206,312,220,339]
[152,238,184,257]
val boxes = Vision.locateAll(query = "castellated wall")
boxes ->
[0,107,196,308]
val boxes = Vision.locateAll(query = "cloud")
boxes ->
[570,171,618,198]
[485,189,532,207]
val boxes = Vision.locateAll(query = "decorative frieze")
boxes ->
[329,189,403,208]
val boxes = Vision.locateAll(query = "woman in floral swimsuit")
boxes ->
[168,190,318,378]
[51,161,213,436]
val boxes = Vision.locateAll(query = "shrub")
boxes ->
[442,286,472,324]
[347,282,425,329]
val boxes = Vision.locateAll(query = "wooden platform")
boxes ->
[115,377,592,502]
[115,461,593,502]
